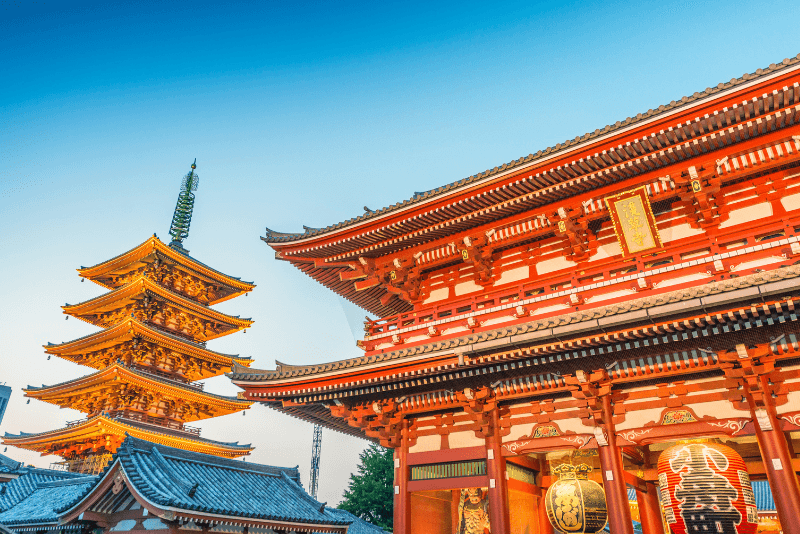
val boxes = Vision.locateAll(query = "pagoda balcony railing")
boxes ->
[108,410,202,435]
[131,364,203,390]
[146,320,207,346]
[66,412,202,436]
[362,219,798,351]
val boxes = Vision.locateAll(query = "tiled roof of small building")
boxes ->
[0,476,96,526]
[0,465,88,513]
[0,440,351,530]
[0,454,21,474]
[317,509,387,534]
[263,54,800,244]
[113,436,350,526]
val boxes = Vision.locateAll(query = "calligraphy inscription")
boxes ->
[614,195,657,253]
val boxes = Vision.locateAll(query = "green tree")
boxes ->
[338,443,393,530]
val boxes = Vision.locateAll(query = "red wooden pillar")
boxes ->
[753,408,800,534]
[597,394,635,534]
[536,491,554,534]
[394,419,411,534]
[451,491,462,531]
[487,406,510,534]
[635,482,664,534]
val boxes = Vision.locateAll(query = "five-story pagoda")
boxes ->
[3,161,255,473]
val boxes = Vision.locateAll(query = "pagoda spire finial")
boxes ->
[168,159,200,253]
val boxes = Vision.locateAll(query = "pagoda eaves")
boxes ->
[25,362,251,422]
[78,235,255,305]
[2,415,252,458]
[45,318,252,381]
[63,276,253,341]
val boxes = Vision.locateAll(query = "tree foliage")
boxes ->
[338,443,393,530]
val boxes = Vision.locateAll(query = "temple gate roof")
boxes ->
[258,55,800,317]
[263,55,800,247]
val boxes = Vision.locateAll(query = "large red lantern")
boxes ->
[657,441,757,534]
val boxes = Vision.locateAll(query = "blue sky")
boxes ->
[2,0,799,505]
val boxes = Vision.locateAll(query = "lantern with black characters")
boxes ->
[544,463,608,534]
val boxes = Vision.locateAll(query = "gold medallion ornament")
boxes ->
[605,186,662,256]
[544,464,608,534]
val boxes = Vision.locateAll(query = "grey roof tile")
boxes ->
[0,477,96,526]
[0,464,91,515]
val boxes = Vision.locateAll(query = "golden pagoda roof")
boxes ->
[2,415,252,458]
[25,362,252,421]
[44,318,252,380]
[77,236,255,305]
[63,275,253,340]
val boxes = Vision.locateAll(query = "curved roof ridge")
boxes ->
[148,446,194,495]
[123,436,283,477]
[35,476,97,488]
[229,352,384,380]
[262,53,800,243]
[264,227,304,238]
[0,453,22,472]
[279,470,325,510]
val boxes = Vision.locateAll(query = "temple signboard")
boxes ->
[605,186,662,256]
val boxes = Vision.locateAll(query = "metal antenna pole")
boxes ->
[309,424,323,500]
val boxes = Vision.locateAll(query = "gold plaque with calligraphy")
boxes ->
[605,187,662,256]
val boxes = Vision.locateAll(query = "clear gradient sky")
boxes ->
[2,0,799,506]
